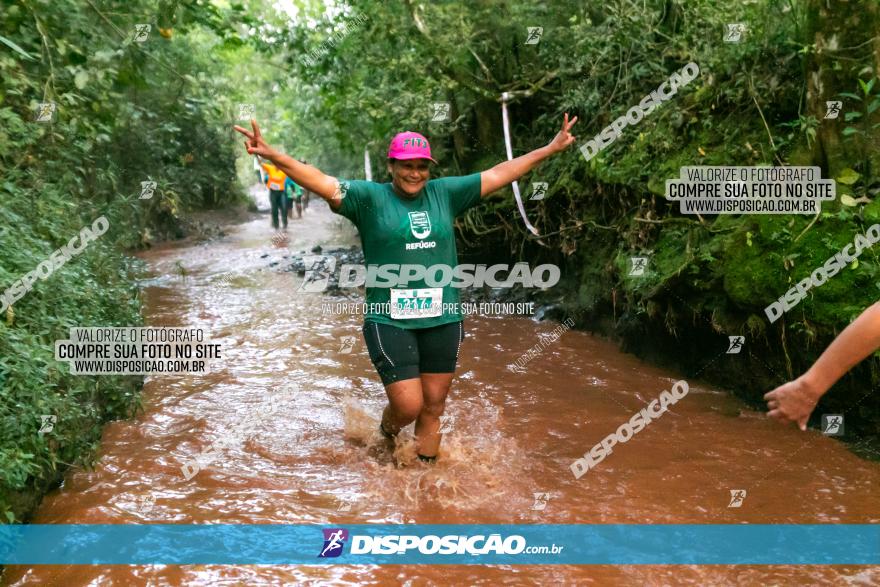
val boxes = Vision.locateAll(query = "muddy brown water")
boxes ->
[4,197,878,586]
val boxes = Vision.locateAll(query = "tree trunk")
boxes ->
[806,0,879,177]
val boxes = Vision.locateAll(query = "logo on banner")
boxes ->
[319,528,349,558]
[408,211,432,239]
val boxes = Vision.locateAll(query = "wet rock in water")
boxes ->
[280,246,364,297]
[714,405,742,418]
[533,303,565,322]
[260,253,269,259]
[285,247,365,273]
[311,245,322,253]
[277,246,557,311]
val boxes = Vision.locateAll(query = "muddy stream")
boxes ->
[4,195,878,586]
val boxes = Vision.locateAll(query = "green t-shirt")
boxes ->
[284,178,302,197]
[333,173,482,329]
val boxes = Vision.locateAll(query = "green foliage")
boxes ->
[273,0,878,340]
[838,76,880,181]
[260,0,879,430]
[0,0,251,522]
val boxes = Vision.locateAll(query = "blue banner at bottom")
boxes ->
[0,524,877,565]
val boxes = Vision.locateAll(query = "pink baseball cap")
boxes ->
[387,131,437,163]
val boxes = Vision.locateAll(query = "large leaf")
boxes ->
[74,71,89,90]
[0,34,35,61]
[836,168,860,185]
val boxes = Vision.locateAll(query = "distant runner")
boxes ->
[300,160,311,211]
[285,175,304,220]
[259,157,288,230]
[235,114,578,463]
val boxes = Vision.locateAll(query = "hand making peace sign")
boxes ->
[233,119,275,159]
[546,113,579,154]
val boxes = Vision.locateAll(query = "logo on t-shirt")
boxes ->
[405,240,436,250]
[408,211,432,239]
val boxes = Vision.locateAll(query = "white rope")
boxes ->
[364,146,372,181]
[501,92,539,236]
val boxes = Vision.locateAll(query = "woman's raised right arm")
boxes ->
[234,120,343,210]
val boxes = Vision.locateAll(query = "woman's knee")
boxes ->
[389,393,424,422]
[420,398,446,419]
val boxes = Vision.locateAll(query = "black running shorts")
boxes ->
[361,320,465,385]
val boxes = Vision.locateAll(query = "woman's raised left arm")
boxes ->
[479,113,578,198]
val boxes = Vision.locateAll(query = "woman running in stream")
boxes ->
[234,114,578,462]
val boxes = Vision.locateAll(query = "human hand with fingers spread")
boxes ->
[233,119,341,206]
[764,376,822,431]
[233,119,276,159]
[546,112,579,154]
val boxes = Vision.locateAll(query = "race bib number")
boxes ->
[390,288,442,319]
[268,181,282,190]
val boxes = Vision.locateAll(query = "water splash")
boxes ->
[342,396,528,511]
